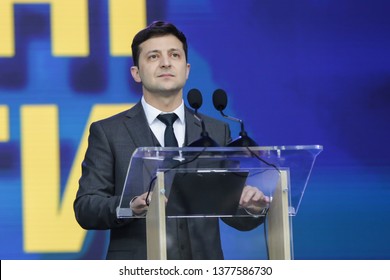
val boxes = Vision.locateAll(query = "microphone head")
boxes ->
[187,88,203,110]
[212,89,228,112]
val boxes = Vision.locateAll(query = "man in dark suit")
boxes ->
[74,21,270,259]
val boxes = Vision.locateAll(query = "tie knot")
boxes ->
[157,113,178,127]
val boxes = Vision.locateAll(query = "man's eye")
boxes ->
[148,54,158,60]
[171,53,180,58]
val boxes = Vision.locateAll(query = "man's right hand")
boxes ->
[130,192,151,216]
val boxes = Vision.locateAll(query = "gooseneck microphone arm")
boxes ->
[193,112,208,137]
[218,110,246,137]
[212,88,258,147]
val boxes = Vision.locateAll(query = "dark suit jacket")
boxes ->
[74,101,263,259]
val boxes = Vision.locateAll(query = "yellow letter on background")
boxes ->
[0,105,10,142]
[109,0,146,56]
[21,104,132,252]
[0,0,89,57]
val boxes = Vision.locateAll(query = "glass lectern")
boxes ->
[116,145,323,259]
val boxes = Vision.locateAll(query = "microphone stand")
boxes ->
[187,109,220,147]
[218,110,258,147]
[187,88,219,147]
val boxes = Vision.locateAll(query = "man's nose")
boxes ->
[160,54,171,68]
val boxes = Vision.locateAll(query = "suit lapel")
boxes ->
[123,102,159,147]
[123,103,202,147]
[185,107,202,146]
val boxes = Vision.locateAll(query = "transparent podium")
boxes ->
[116,145,323,260]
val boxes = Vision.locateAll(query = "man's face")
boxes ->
[131,35,190,97]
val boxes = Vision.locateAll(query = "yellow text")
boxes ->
[0,0,146,57]
[21,104,132,252]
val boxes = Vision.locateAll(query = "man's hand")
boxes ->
[130,192,151,216]
[130,191,168,216]
[239,185,270,215]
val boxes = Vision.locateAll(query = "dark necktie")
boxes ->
[157,113,179,147]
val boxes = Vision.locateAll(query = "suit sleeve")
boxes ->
[221,211,265,231]
[74,121,131,229]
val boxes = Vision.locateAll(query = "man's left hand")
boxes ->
[239,185,270,215]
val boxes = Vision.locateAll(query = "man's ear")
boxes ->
[130,66,142,83]
[186,63,191,80]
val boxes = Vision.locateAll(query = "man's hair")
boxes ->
[131,21,188,67]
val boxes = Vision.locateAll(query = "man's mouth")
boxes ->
[158,73,175,77]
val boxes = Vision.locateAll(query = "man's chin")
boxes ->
[149,86,184,96]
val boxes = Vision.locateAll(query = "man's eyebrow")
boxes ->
[170,48,186,55]
[145,49,161,55]
[145,48,182,54]
[168,48,182,52]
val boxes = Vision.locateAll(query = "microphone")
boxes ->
[212,89,258,147]
[187,88,219,147]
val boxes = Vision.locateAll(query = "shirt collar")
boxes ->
[141,96,185,125]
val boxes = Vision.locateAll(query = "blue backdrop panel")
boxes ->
[0,0,389,259]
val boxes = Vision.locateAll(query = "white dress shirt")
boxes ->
[141,96,186,147]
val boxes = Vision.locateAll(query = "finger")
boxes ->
[240,186,259,204]
[142,192,152,205]
[239,189,251,205]
[251,190,263,202]
[262,195,270,203]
